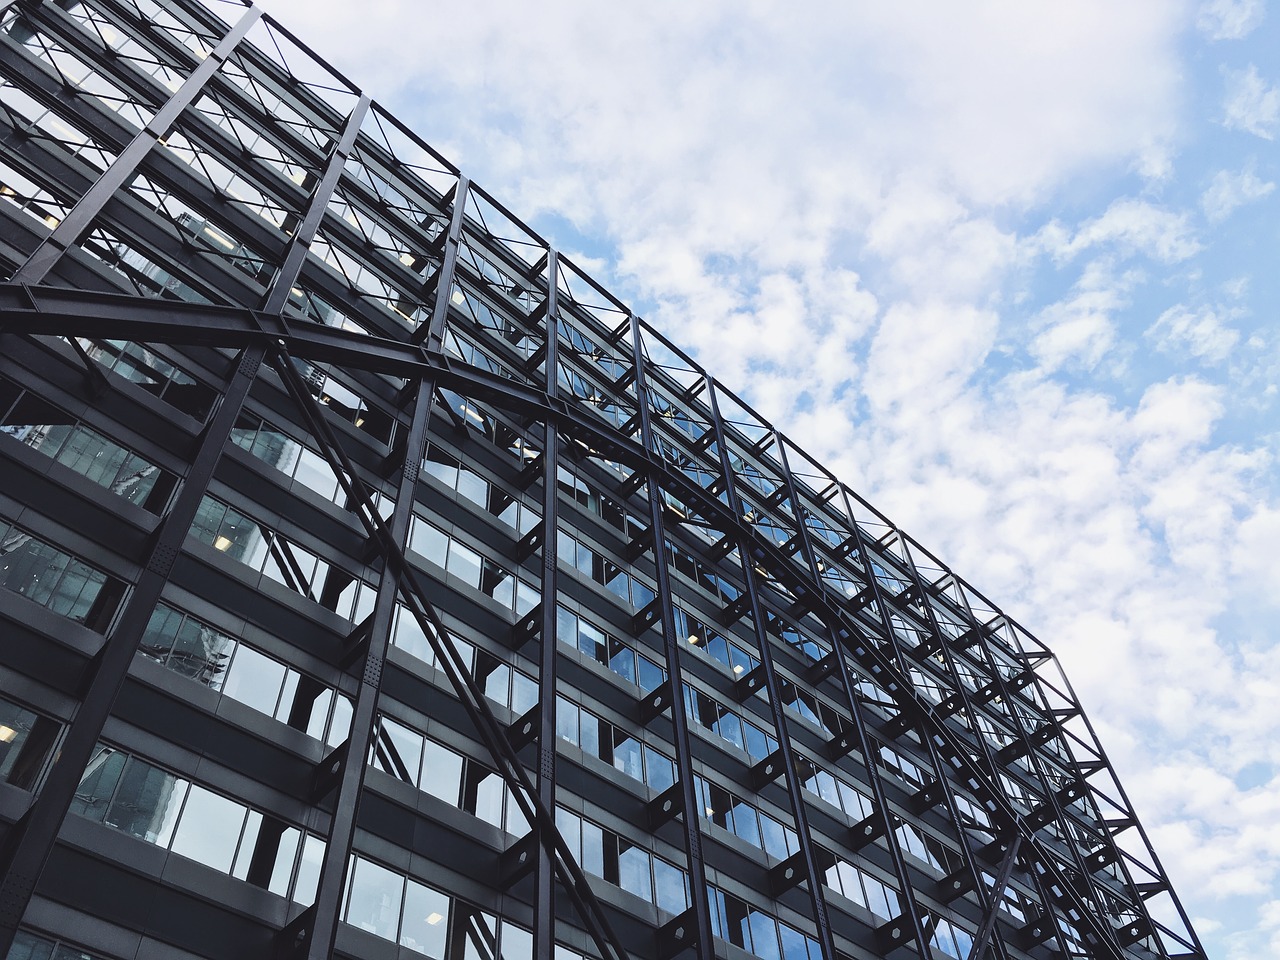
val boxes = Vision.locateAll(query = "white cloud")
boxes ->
[1197,0,1266,40]
[1146,304,1242,363]
[1223,65,1280,139]
[247,4,1279,956]
[1202,163,1276,221]
[1040,198,1201,263]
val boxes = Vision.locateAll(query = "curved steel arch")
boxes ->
[0,281,1207,960]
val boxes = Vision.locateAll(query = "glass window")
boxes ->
[169,785,247,873]
[71,746,127,824]
[0,696,60,791]
[222,644,286,716]
[400,879,449,957]
[345,857,404,940]
[104,756,186,846]
[653,857,687,914]
[420,738,463,805]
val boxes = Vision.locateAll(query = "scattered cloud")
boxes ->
[1202,162,1276,221]
[1223,64,1280,139]
[1197,0,1266,40]
[252,3,1280,957]
[1147,304,1242,363]
[1039,198,1201,264]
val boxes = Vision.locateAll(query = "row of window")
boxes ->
[555,604,664,692]
[557,463,644,540]
[139,602,352,745]
[0,377,174,512]
[191,496,376,617]
[0,518,122,631]
[665,538,741,607]
[709,883,821,960]
[683,683,778,762]
[369,714,526,835]
[674,604,758,678]
[342,854,533,959]
[556,696,675,793]
[821,852,901,922]
[423,441,539,535]
[76,338,216,421]
[7,929,105,960]
[408,515,539,617]
[387,604,540,715]
[72,744,324,903]
[230,410,342,501]
[694,774,796,861]
[795,754,873,823]
[554,806,689,915]
[556,530,655,610]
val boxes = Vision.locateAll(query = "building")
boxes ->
[0,2,1208,960]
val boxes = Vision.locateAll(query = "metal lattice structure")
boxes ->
[0,2,1208,960]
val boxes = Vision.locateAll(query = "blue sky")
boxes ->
[261,1,1279,954]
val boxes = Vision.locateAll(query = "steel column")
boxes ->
[694,387,840,960]
[627,315,715,960]
[0,341,265,957]
[10,5,262,285]
[533,249,562,960]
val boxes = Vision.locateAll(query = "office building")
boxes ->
[0,2,1208,960]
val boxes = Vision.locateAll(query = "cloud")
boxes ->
[1223,65,1280,139]
[1039,198,1201,263]
[245,4,1278,956]
[1197,0,1266,40]
[1202,163,1277,221]
[1146,304,1242,363]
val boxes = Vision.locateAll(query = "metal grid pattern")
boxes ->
[0,2,1206,960]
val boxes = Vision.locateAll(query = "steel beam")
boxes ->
[0,342,265,957]
[698,390,840,960]
[627,315,715,960]
[10,5,262,285]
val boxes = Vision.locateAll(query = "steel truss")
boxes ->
[0,281,1207,960]
[0,3,1207,960]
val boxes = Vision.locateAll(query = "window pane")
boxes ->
[345,857,404,941]
[420,739,464,805]
[653,858,687,914]
[169,785,247,873]
[447,540,482,589]
[105,757,186,846]
[222,644,286,716]
[294,833,325,904]
[400,880,450,957]
[617,840,651,901]
[71,747,126,824]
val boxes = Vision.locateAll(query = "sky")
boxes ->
[254,1,1279,955]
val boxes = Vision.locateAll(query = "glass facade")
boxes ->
[0,3,1205,960]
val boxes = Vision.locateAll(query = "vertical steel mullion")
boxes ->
[298,375,433,960]
[10,4,262,285]
[894,537,1121,957]
[841,502,1115,959]
[772,436,942,957]
[420,174,469,353]
[0,341,266,957]
[268,349,630,960]
[628,315,714,960]
[886,539,1046,960]
[700,389,836,960]
[261,94,370,314]
[295,165,458,960]
[738,482,929,955]
[534,249,561,960]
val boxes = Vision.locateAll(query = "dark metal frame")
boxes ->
[0,3,1208,960]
